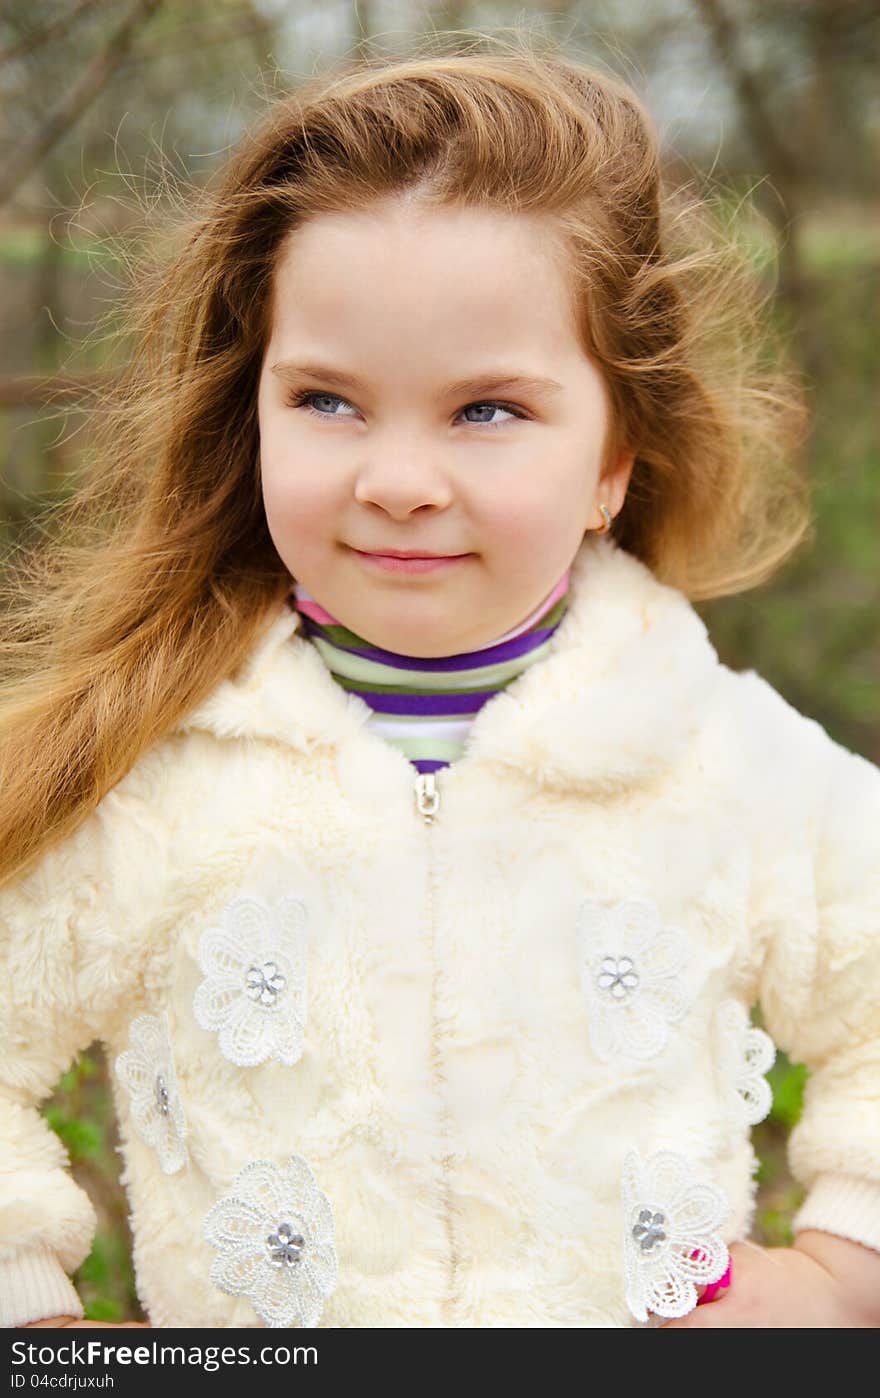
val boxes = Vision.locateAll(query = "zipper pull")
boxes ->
[414,771,441,824]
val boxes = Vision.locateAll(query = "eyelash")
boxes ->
[286,389,527,429]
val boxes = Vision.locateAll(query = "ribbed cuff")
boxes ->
[0,1244,85,1328]
[793,1174,880,1253]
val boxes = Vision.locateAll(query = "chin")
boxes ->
[369,623,468,658]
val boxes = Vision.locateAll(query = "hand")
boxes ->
[23,1316,150,1328]
[661,1233,880,1328]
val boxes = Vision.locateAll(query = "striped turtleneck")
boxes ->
[289,572,571,774]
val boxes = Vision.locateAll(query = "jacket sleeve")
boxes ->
[0,775,163,1326]
[730,670,880,1251]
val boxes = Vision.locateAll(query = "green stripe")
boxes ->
[382,734,465,761]
[358,707,482,724]
[333,674,497,700]
[309,621,382,648]
[540,596,568,629]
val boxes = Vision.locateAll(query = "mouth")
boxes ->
[351,547,468,558]
[349,547,472,575]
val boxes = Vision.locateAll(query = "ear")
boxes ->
[600,447,636,517]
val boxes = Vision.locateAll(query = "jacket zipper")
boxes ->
[414,770,459,1323]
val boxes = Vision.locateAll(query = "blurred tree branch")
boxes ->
[692,0,803,192]
[691,0,804,299]
[112,9,277,67]
[0,0,163,208]
[0,0,101,69]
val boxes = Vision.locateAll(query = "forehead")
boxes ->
[267,202,580,362]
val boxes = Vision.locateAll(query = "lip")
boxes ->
[349,547,472,575]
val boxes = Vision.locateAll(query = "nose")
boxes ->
[353,445,454,518]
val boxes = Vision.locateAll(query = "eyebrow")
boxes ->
[269,360,564,400]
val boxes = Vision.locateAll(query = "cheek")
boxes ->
[260,466,333,577]
[259,426,343,533]
[480,474,591,552]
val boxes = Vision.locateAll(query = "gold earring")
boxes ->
[594,503,613,534]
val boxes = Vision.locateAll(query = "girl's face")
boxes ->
[258,199,633,656]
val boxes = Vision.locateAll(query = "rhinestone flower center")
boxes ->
[245,960,287,1006]
[597,955,640,1000]
[632,1208,667,1253]
[266,1221,306,1267]
[154,1071,171,1116]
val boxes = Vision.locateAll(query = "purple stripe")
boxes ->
[412,757,451,773]
[355,689,496,716]
[322,624,556,672]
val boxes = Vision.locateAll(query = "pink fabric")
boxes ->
[293,594,337,625]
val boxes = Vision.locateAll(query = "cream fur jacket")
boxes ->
[2,536,880,1329]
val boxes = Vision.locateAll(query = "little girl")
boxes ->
[2,41,879,1330]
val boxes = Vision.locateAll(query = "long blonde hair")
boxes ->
[0,35,809,888]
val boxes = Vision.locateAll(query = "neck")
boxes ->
[289,573,572,773]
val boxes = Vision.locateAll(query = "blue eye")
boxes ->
[459,402,519,427]
[287,390,525,429]
[289,391,355,419]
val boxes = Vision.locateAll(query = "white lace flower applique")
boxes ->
[204,1155,338,1328]
[193,894,309,1068]
[576,896,692,1060]
[114,1011,188,1174]
[621,1148,730,1323]
[716,999,776,1126]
